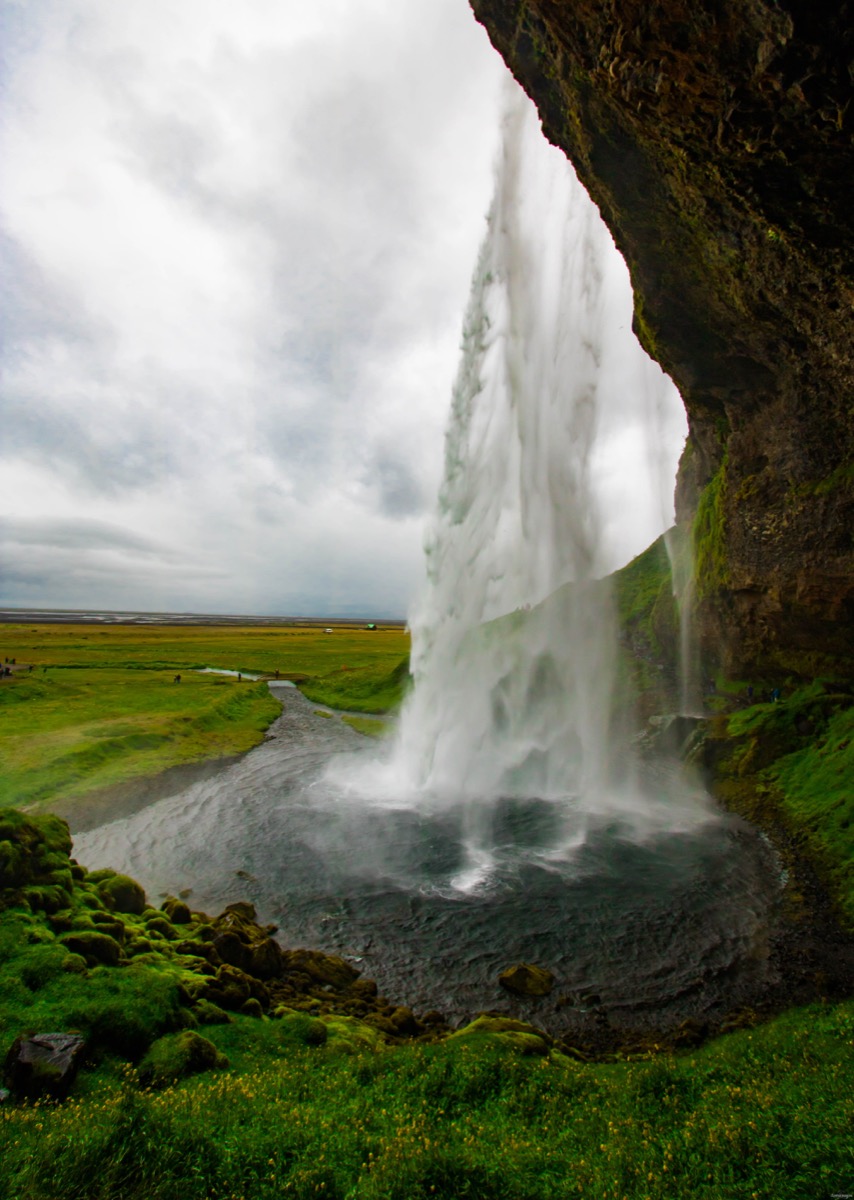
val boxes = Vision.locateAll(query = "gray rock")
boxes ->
[4,1032,87,1100]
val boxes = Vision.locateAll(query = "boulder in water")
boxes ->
[498,962,555,997]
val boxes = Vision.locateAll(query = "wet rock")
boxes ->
[498,963,555,997]
[3,1032,87,1100]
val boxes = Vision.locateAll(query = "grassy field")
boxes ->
[0,623,409,816]
[1,991,851,1200]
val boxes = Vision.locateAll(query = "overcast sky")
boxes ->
[0,0,684,619]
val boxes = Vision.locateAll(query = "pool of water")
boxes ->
[73,688,781,1037]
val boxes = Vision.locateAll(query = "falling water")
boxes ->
[665,524,703,715]
[335,87,706,866]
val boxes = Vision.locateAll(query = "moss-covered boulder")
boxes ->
[449,1016,551,1056]
[498,963,555,998]
[0,809,74,911]
[161,896,192,924]
[59,929,123,967]
[272,1008,331,1047]
[138,1030,228,1088]
[97,873,146,915]
[281,948,360,991]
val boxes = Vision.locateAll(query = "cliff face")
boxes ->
[470,0,854,681]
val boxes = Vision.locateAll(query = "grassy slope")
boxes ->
[0,624,410,814]
[722,686,854,924]
[1,999,851,1199]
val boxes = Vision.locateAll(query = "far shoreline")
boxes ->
[0,607,406,628]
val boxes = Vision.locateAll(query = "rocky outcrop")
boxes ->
[470,0,853,681]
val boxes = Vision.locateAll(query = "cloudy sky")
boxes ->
[0,0,684,619]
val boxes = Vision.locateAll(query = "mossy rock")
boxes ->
[320,1015,387,1054]
[24,883,73,914]
[84,868,117,885]
[126,937,154,957]
[272,1009,329,1046]
[0,810,73,895]
[449,1016,551,1056]
[282,948,360,991]
[498,963,555,997]
[19,943,71,991]
[192,999,231,1026]
[143,914,177,940]
[59,929,122,967]
[249,937,284,980]
[97,873,146,915]
[161,896,192,924]
[138,1030,228,1088]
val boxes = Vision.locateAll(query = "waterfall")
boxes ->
[395,88,684,792]
[327,84,704,888]
[665,524,702,715]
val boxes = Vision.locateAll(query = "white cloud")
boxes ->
[0,0,505,614]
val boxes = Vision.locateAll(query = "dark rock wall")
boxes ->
[470,0,853,680]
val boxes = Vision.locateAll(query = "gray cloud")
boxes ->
[0,516,175,556]
[0,0,505,615]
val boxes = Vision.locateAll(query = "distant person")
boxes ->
[174,674,181,683]
[771,687,781,703]
[237,673,242,682]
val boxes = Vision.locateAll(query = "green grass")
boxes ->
[1,1000,851,1200]
[299,654,411,714]
[342,716,391,739]
[0,670,280,811]
[726,687,854,923]
[0,623,410,815]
